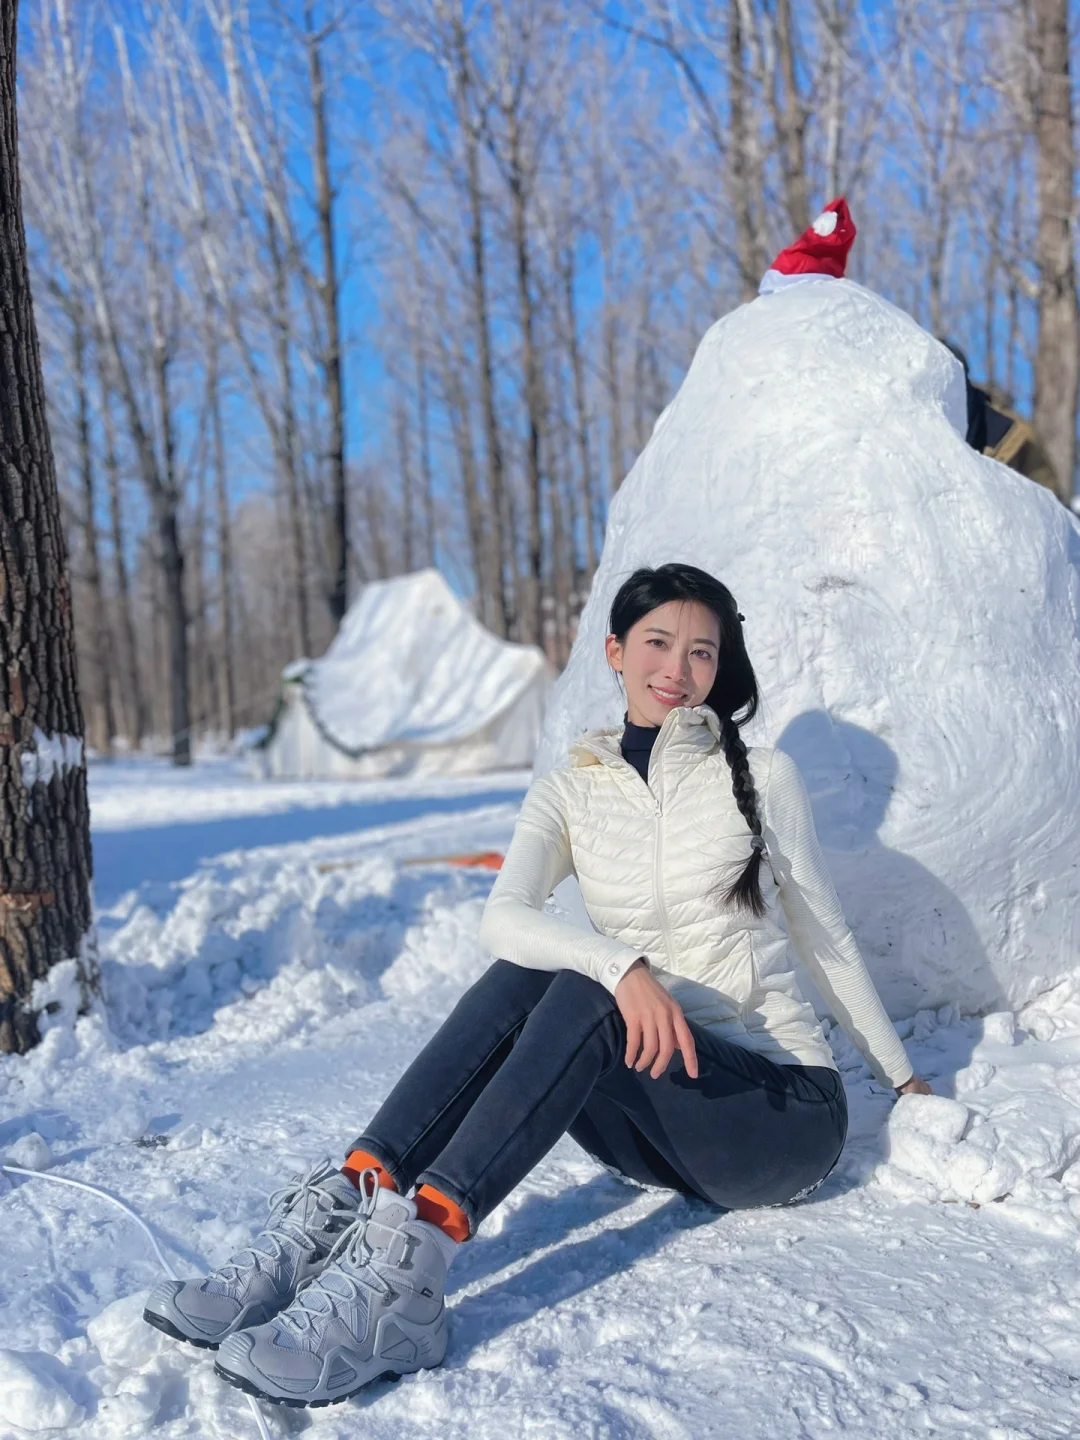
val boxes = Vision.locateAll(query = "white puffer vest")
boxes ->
[479,704,912,1089]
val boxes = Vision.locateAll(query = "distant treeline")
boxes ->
[19,0,1077,762]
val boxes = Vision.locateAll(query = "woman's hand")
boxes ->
[615,959,699,1079]
[895,1075,933,1097]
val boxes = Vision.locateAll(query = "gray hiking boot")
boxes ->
[143,1158,360,1349]
[214,1172,455,1406]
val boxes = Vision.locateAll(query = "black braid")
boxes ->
[718,715,768,918]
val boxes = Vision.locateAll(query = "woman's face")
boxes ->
[605,599,721,727]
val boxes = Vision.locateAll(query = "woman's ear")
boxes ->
[604,633,624,673]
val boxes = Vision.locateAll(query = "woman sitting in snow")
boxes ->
[145,562,931,1407]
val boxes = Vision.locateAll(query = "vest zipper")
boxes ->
[651,796,678,970]
[646,715,679,971]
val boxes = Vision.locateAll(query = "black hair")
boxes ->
[608,562,768,918]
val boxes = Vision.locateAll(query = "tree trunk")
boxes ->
[268,211,313,657]
[596,155,627,495]
[191,458,216,738]
[728,0,764,301]
[773,0,810,235]
[562,244,599,577]
[73,310,114,754]
[103,53,191,767]
[98,359,146,749]
[506,123,544,646]
[207,334,236,735]
[305,3,349,623]
[434,308,489,615]
[1032,0,1078,503]
[395,398,415,571]
[150,331,191,766]
[457,26,512,636]
[414,322,437,566]
[0,1,95,1053]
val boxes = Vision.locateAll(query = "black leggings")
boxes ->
[351,960,848,1237]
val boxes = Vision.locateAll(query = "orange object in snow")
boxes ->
[404,851,504,871]
[411,846,506,869]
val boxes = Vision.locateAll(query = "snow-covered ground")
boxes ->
[3,756,1080,1438]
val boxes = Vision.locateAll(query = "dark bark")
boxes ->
[456,21,512,637]
[561,243,598,577]
[150,337,190,766]
[395,398,415,571]
[596,155,625,496]
[414,321,437,566]
[206,334,236,735]
[499,105,545,645]
[97,360,146,749]
[0,1,95,1053]
[434,299,489,615]
[1031,0,1078,503]
[96,157,191,764]
[268,211,312,657]
[773,0,810,235]
[73,310,114,753]
[305,4,349,624]
[728,0,765,301]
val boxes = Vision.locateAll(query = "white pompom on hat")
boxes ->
[759,197,857,296]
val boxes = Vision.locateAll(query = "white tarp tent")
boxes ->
[258,569,553,780]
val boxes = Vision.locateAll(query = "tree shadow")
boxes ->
[92,784,526,912]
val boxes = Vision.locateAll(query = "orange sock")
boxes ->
[414,1183,470,1243]
[342,1149,398,1193]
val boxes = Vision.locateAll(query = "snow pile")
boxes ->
[99,822,509,1052]
[875,1005,1080,1228]
[538,278,1080,1020]
[0,1349,85,1431]
[310,569,548,748]
[4,763,1080,1434]
[883,1093,1021,1206]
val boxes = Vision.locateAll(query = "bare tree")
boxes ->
[303,2,350,624]
[71,305,115,753]
[0,0,95,1054]
[1030,0,1078,502]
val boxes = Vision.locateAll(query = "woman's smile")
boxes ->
[649,683,689,706]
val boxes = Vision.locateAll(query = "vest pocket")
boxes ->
[701,936,756,1009]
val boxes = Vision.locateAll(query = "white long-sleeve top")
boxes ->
[479,704,913,1089]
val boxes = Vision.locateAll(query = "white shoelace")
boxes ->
[211,1158,355,1291]
[275,1169,406,1341]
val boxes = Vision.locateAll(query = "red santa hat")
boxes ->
[759,197,856,295]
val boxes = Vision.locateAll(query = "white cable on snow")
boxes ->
[1,1163,273,1440]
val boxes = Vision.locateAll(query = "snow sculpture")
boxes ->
[536,273,1080,1019]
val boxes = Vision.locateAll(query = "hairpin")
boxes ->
[736,611,745,622]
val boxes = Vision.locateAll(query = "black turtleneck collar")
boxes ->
[620,715,660,783]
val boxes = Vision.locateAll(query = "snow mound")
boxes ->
[5,1131,53,1170]
[879,1069,1080,1221]
[87,1292,169,1372]
[0,1349,84,1431]
[307,568,550,750]
[538,278,1080,1019]
[883,1093,1020,1205]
